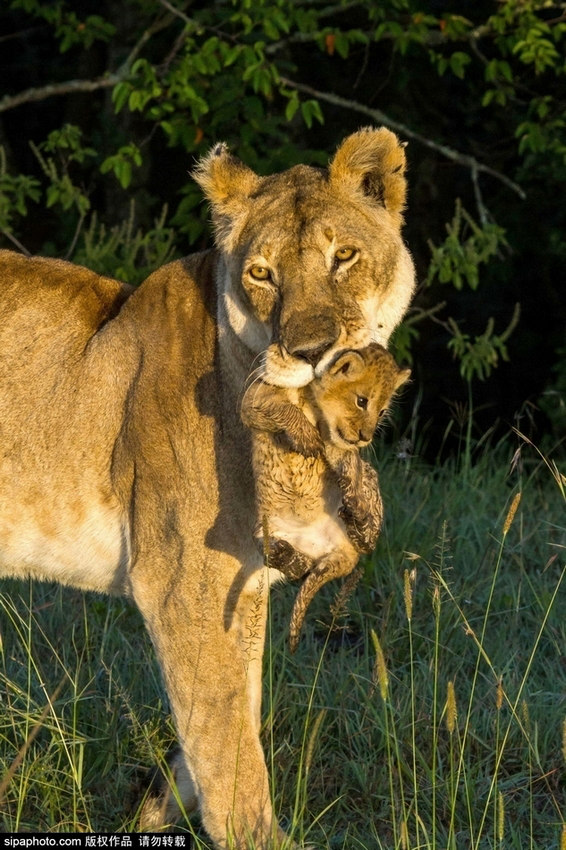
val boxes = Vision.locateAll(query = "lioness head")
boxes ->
[309,343,411,451]
[193,127,414,388]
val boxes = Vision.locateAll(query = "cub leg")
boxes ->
[289,545,359,653]
[254,531,314,580]
[131,568,288,849]
[327,449,384,554]
[241,382,323,456]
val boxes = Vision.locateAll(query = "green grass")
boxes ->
[0,435,564,848]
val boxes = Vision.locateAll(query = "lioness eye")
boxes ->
[249,265,271,281]
[356,395,368,410]
[335,247,356,262]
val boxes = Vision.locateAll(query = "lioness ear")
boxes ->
[329,127,407,223]
[192,143,260,246]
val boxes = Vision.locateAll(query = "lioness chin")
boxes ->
[0,126,414,848]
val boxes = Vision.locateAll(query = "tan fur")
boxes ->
[241,345,410,651]
[0,127,414,848]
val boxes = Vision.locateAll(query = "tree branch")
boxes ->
[280,77,526,201]
[0,14,172,116]
[0,76,119,114]
[155,0,193,27]
[1,228,32,257]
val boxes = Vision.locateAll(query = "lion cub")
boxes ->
[241,343,410,650]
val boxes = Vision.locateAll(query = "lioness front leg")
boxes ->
[289,546,359,653]
[327,449,384,554]
[139,748,198,830]
[131,561,287,848]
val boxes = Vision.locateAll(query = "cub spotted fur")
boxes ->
[241,343,410,651]
[0,127,414,848]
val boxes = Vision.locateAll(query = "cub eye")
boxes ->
[356,395,368,410]
[378,408,387,418]
[335,247,356,262]
[249,265,271,281]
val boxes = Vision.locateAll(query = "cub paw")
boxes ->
[285,422,324,457]
[258,536,314,580]
[338,504,379,554]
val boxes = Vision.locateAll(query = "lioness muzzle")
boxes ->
[281,309,341,367]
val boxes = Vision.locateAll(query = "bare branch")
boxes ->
[0,76,119,115]
[155,0,193,27]
[280,77,526,201]
[0,14,172,116]
[0,26,44,46]
[1,229,32,257]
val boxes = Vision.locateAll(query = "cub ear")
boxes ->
[394,367,412,391]
[328,350,365,377]
[329,127,407,223]
[192,143,260,246]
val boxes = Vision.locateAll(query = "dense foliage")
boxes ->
[1,0,565,458]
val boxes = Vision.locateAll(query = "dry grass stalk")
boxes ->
[503,492,521,536]
[370,628,389,701]
[445,680,457,735]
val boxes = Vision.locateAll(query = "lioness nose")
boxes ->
[292,341,333,367]
[283,313,340,367]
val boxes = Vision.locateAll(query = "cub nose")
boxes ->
[359,427,374,444]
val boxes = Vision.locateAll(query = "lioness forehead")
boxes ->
[244,165,384,250]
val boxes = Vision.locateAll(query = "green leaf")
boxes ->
[285,93,300,122]
[100,144,142,189]
[223,45,242,67]
[333,32,350,59]
[450,51,471,79]
[112,82,131,114]
[300,99,324,129]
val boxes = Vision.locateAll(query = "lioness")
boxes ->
[0,127,414,848]
[241,343,410,652]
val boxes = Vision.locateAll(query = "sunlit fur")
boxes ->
[241,344,411,649]
[0,127,415,848]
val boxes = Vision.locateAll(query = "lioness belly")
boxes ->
[0,495,128,594]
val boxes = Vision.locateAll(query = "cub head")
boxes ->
[309,343,411,451]
[193,128,415,389]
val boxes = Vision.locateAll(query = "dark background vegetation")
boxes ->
[1,0,565,462]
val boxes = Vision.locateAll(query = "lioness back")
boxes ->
[0,252,134,590]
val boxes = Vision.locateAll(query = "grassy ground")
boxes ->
[0,433,564,848]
